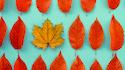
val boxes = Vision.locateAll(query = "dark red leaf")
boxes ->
[90,60,102,70]
[0,0,5,11]
[108,0,120,10]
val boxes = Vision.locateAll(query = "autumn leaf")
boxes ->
[32,55,47,70]
[36,0,52,14]
[90,60,102,70]
[89,18,104,50]
[110,15,124,51]
[50,52,67,70]
[107,54,123,70]
[10,17,26,50]
[69,16,85,50]
[80,0,96,12]
[108,0,120,10]
[70,56,85,70]
[32,19,64,49]
[0,0,4,11]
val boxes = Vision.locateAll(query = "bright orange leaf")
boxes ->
[90,60,102,70]
[0,0,4,11]
[108,0,120,10]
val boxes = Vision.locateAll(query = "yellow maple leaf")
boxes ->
[32,19,64,49]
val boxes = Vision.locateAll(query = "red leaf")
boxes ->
[0,17,7,46]
[0,0,5,11]
[32,55,47,70]
[80,0,96,12]
[90,60,102,70]
[70,56,85,70]
[14,55,27,70]
[108,0,120,10]
[0,54,12,70]
[89,18,104,50]
[69,16,85,50]
[16,0,32,12]
[58,0,72,13]
[110,15,124,51]
[50,52,67,70]
[10,17,26,50]
[107,54,123,70]
[36,0,52,14]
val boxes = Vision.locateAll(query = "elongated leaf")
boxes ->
[10,17,26,50]
[14,55,27,70]
[107,54,123,70]
[69,16,85,50]
[0,17,7,46]
[16,0,32,12]
[36,0,52,14]
[0,54,12,70]
[58,0,72,13]
[70,56,85,70]
[50,52,67,70]
[80,0,96,12]
[32,55,47,70]
[108,0,120,10]
[89,18,104,50]
[90,60,102,70]
[0,0,4,11]
[110,15,124,51]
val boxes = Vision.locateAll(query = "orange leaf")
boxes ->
[36,0,52,14]
[69,16,85,50]
[0,54,12,70]
[108,0,120,10]
[80,0,96,12]
[110,15,124,51]
[90,60,102,70]
[50,52,67,70]
[107,54,123,70]
[14,55,27,70]
[70,56,85,70]
[58,0,72,13]
[0,17,7,46]
[32,55,47,70]
[16,0,32,12]
[10,17,26,50]
[0,0,4,11]
[89,18,104,50]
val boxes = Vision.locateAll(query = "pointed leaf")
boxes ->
[36,0,52,14]
[10,17,26,50]
[14,55,27,70]
[89,18,104,50]
[0,54,12,70]
[108,0,120,10]
[0,0,4,11]
[69,16,85,50]
[70,56,85,70]
[110,15,124,51]
[32,55,47,70]
[107,54,123,70]
[58,0,72,13]
[50,52,67,70]
[80,0,96,12]
[16,0,32,12]
[90,60,102,70]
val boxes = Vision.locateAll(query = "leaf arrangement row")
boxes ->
[0,0,121,13]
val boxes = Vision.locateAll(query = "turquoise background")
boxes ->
[0,0,125,70]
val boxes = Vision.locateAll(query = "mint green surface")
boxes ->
[0,0,125,70]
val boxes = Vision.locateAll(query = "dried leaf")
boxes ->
[0,54,12,70]
[50,52,67,70]
[0,17,7,46]
[32,19,64,49]
[14,55,27,70]
[90,60,102,70]
[108,0,120,10]
[80,0,96,12]
[69,16,85,50]
[10,17,26,50]
[36,0,52,14]
[0,0,4,11]
[107,54,123,70]
[58,0,72,13]
[16,0,32,12]
[89,18,104,50]
[32,55,47,70]
[110,15,124,51]
[70,56,85,70]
